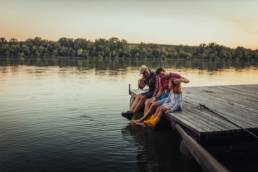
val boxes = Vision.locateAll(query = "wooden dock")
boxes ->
[129,84,258,172]
[165,84,258,143]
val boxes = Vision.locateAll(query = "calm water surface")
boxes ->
[0,63,258,172]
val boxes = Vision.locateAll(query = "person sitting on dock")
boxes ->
[131,69,183,124]
[135,76,189,127]
[141,67,169,119]
[121,65,156,119]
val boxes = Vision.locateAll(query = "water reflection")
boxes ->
[0,60,258,172]
[0,57,257,72]
[121,125,201,172]
[1,61,258,88]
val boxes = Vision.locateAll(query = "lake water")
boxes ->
[0,61,258,172]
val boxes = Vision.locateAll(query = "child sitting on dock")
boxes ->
[135,76,189,127]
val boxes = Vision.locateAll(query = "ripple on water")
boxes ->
[6,65,258,171]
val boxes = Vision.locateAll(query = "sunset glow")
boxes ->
[1,0,258,49]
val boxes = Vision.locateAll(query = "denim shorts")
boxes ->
[141,91,154,99]
[156,92,170,105]
[157,92,169,101]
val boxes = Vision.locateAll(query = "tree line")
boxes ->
[0,37,257,62]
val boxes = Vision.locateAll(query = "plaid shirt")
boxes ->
[153,72,182,96]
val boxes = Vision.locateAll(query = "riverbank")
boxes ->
[1,37,258,61]
[1,57,258,73]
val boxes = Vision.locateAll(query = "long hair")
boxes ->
[169,79,182,94]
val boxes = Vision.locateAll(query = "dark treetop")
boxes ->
[0,37,257,62]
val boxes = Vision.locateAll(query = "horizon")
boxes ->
[2,36,258,51]
[1,0,258,50]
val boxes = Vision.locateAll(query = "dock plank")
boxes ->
[203,86,258,111]
[183,89,258,127]
[183,102,239,130]
[168,102,239,133]
[130,84,258,141]
[167,84,258,141]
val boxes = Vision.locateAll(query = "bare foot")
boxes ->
[135,122,146,127]
[130,119,140,124]
[130,120,136,124]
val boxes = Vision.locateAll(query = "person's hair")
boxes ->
[140,65,150,74]
[155,67,165,75]
[170,80,182,94]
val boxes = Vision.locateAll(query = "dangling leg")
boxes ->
[143,98,153,115]
[131,99,152,124]
[139,106,160,126]
[131,101,157,124]
[122,95,143,120]
[144,106,168,127]
[132,95,146,113]
[129,95,142,111]
[144,102,158,118]
[155,106,167,118]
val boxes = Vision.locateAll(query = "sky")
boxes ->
[0,0,258,49]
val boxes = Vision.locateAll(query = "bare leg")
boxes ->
[130,95,141,111]
[134,105,160,126]
[151,106,162,117]
[132,96,146,113]
[133,102,158,123]
[132,97,145,113]
[131,99,152,123]
[155,106,168,118]
[143,98,152,115]
[144,102,158,118]
[143,106,167,127]
[130,95,140,111]
[135,121,146,127]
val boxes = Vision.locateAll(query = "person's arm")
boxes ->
[155,87,163,98]
[174,77,190,84]
[138,78,146,89]
[152,77,162,99]
[169,72,182,80]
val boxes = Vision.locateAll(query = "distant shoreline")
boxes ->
[0,37,257,62]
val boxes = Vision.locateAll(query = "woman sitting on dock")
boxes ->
[122,65,156,119]
[135,76,189,127]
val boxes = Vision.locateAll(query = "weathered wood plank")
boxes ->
[185,86,258,110]
[182,103,239,130]
[183,97,254,128]
[171,85,258,141]
[227,85,258,96]
[168,102,239,133]
[183,90,258,128]
[220,85,258,98]
[181,107,228,131]
[130,84,258,141]
[200,86,258,111]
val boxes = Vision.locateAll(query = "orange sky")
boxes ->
[0,0,258,49]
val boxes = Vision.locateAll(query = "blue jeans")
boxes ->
[141,91,154,99]
[156,92,170,105]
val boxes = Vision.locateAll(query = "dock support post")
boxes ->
[180,140,192,159]
[128,84,132,95]
[175,124,230,172]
